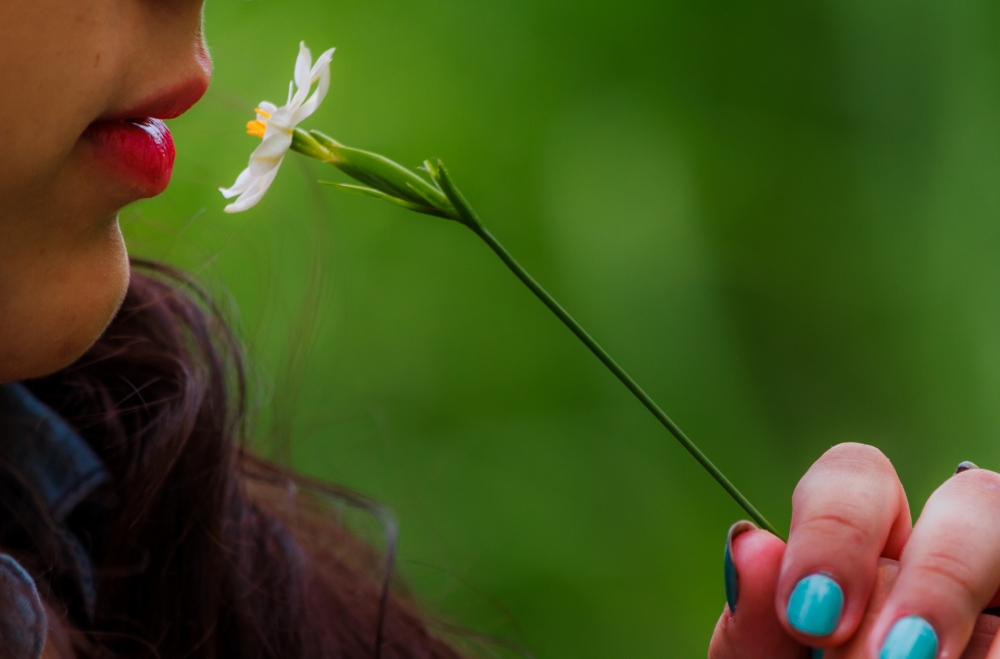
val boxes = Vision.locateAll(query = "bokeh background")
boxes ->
[125,0,1000,656]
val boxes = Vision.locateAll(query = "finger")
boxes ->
[827,558,899,659]
[826,561,998,659]
[778,443,911,648]
[868,468,1000,659]
[967,615,1000,659]
[709,524,807,659]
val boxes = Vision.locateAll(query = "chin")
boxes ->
[0,222,130,383]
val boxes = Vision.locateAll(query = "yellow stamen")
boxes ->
[254,108,272,119]
[246,119,267,139]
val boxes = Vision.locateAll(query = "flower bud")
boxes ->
[309,131,458,220]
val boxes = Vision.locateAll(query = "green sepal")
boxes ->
[290,128,333,161]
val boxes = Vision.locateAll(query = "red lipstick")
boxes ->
[84,118,176,197]
[82,77,208,198]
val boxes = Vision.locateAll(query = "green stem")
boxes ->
[431,162,779,537]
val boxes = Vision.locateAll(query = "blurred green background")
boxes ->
[124,0,1000,656]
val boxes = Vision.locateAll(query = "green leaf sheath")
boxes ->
[320,182,435,215]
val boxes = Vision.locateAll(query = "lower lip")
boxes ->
[83,118,176,197]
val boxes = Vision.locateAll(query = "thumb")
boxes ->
[709,524,808,659]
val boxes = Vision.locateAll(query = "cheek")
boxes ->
[0,1,116,198]
[0,220,129,382]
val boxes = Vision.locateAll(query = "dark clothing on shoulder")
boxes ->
[0,383,113,659]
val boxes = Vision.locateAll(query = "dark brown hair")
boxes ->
[23,259,464,659]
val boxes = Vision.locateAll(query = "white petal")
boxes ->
[308,48,336,81]
[293,52,333,123]
[252,132,290,158]
[286,81,294,106]
[258,101,279,115]
[293,42,313,96]
[219,128,290,203]
[223,158,284,213]
[259,130,295,156]
[267,105,296,128]
[293,75,327,124]
[246,136,292,176]
[289,44,313,109]
[289,80,310,110]
[219,166,256,198]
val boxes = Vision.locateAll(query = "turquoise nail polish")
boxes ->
[723,521,756,614]
[879,616,938,659]
[786,573,844,636]
[810,649,825,659]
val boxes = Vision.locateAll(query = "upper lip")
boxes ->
[97,77,209,123]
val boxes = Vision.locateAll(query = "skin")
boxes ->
[710,443,1000,659]
[0,0,210,383]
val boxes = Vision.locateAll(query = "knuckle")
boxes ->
[796,505,875,547]
[912,550,982,606]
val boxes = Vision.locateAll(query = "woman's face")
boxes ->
[0,0,210,382]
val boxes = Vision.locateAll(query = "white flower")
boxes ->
[220,42,336,213]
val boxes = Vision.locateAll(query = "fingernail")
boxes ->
[955,461,979,474]
[786,573,844,636]
[723,521,757,614]
[810,649,825,659]
[879,615,938,659]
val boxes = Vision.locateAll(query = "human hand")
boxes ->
[708,443,1000,659]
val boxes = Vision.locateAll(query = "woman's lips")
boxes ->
[83,118,176,198]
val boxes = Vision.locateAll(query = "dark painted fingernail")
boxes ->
[787,573,844,636]
[723,521,757,614]
[879,615,937,659]
[810,649,825,659]
[955,461,979,474]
